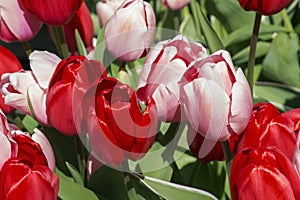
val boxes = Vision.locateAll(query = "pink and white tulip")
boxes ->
[180,50,252,141]
[137,35,207,122]
[0,51,61,126]
[105,0,156,62]
[161,0,190,10]
[0,0,42,42]
[96,0,125,27]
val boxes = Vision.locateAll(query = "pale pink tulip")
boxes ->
[96,0,125,27]
[137,35,207,122]
[0,51,61,125]
[161,0,190,10]
[105,0,156,62]
[180,50,252,141]
[0,0,42,42]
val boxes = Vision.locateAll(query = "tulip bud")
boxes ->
[96,0,125,27]
[83,77,158,166]
[20,0,83,25]
[137,35,207,122]
[46,56,107,136]
[161,0,190,10]
[0,0,42,42]
[105,0,156,62]
[63,2,94,53]
[238,0,291,15]
[180,50,252,141]
[230,148,300,200]
[0,46,23,113]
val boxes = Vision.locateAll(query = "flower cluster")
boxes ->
[0,0,299,199]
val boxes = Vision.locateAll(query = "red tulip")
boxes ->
[0,157,59,200]
[137,35,207,122]
[20,0,83,25]
[187,125,238,162]
[47,56,107,136]
[105,0,156,62]
[84,77,158,166]
[63,2,94,52]
[230,148,300,200]
[0,0,42,42]
[0,46,22,113]
[161,0,190,10]
[282,108,300,131]
[237,103,297,160]
[180,50,252,141]
[238,0,291,15]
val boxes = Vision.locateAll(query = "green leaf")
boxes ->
[88,166,129,200]
[22,115,39,134]
[75,29,87,57]
[254,82,300,111]
[65,162,84,186]
[56,169,99,200]
[224,25,290,48]
[139,175,218,200]
[42,127,78,175]
[205,0,255,32]
[262,33,300,87]
[194,0,224,52]
[232,42,270,65]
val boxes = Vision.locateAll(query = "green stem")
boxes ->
[74,136,86,185]
[222,141,233,176]
[247,12,262,95]
[281,9,294,32]
[51,26,69,58]
[122,161,137,200]
[22,42,32,58]
[173,11,180,31]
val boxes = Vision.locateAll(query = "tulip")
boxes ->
[20,0,83,25]
[180,50,252,141]
[84,77,158,166]
[230,148,300,200]
[282,108,300,131]
[137,35,207,122]
[0,157,59,200]
[105,0,156,62]
[237,103,297,160]
[47,55,107,136]
[63,2,94,53]
[0,46,23,113]
[0,51,61,125]
[96,0,125,28]
[238,0,291,15]
[187,125,238,162]
[161,0,190,10]
[0,0,42,42]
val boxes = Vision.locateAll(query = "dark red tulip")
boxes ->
[84,77,158,166]
[20,0,83,25]
[63,2,94,52]
[238,0,292,15]
[46,56,107,136]
[230,148,300,200]
[0,46,22,113]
